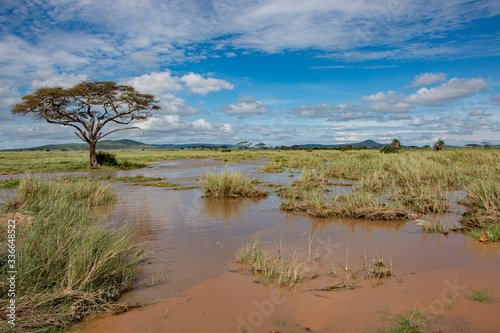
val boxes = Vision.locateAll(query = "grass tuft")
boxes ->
[199,167,267,198]
[236,235,308,287]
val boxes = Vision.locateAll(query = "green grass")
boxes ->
[378,308,431,333]
[0,178,20,188]
[466,288,493,303]
[0,177,145,332]
[236,235,308,287]
[199,167,267,198]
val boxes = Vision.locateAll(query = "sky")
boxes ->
[0,0,499,149]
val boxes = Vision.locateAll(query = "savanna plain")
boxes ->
[1,147,499,333]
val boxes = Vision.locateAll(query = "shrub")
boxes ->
[96,151,118,166]
[380,145,395,154]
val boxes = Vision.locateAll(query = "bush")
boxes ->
[380,145,395,154]
[96,151,118,166]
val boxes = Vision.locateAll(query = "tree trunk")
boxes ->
[89,141,99,167]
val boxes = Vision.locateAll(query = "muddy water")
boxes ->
[4,160,499,332]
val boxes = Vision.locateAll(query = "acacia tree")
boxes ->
[12,81,160,167]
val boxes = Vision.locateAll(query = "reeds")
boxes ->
[199,167,267,198]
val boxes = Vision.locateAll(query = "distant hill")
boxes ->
[12,139,159,151]
[8,139,389,151]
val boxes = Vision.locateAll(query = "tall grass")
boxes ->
[5,176,116,212]
[0,177,144,332]
[199,167,267,198]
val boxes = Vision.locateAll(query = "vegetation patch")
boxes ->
[466,288,493,303]
[279,187,408,221]
[236,235,309,287]
[199,167,267,198]
[378,308,431,333]
[0,178,20,189]
[365,255,393,279]
[0,177,145,332]
[257,161,286,173]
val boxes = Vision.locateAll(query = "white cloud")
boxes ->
[410,73,447,87]
[408,118,432,127]
[157,94,198,116]
[124,71,183,95]
[491,94,500,103]
[222,97,268,115]
[366,101,412,113]
[137,115,234,136]
[31,72,88,89]
[0,82,21,110]
[362,91,395,102]
[406,78,489,106]
[180,73,234,95]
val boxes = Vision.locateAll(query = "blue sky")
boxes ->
[1,0,499,148]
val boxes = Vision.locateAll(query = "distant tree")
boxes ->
[433,139,445,151]
[255,143,267,150]
[422,145,431,149]
[291,145,299,150]
[465,144,480,148]
[237,141,252,149]
[391,139,401,150]
[12,81,160,167]
[482,141,491,149]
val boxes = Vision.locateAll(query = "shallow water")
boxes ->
[4,159,500,332]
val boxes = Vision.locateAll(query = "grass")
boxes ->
[378,308,431,333]
[0,178,20,188]
[466,288,493,303]
[461,179,500,228]
[236,235,308,287]
[365,255,393,279]
[417,220,448,234]
[0,177,145,332]
[279,187,408,220]
[199,167,267,198]
[1,148,499,240]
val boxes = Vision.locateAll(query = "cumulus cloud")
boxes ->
[362,91,395,102]
[157,94,198,116]
[222,97,267,115]
[362,90,411,113]
[180,73,234,95]
[137,115,234,136]
[406,78,489,106]
[124,71,183,95]
[410,73,447,87]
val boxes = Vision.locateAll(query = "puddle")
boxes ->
[3,159,499,332]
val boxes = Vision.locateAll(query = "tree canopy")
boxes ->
[12,81,160,167]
